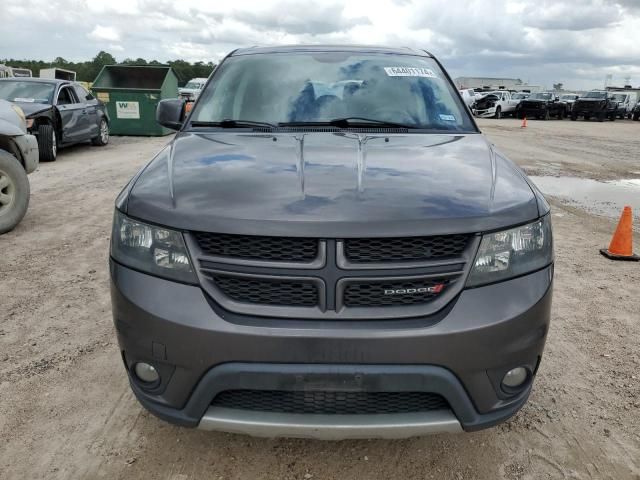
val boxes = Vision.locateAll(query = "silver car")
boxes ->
[0,99,38,233]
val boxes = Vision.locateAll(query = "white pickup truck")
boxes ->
[472,90,520,119]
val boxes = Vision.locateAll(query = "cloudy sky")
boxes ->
[3,0,640,89]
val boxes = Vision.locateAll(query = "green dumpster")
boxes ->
[91,65,178,136]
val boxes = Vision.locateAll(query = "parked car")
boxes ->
[178,78,208,102]
[111,45,553,439]
[0,100,39,233]
[0,78,109,161]
[609,93,634,119]
[571,91,617,121]
[458,88,477,108]
[472,90,519,118]
[515,92,568,120]
[559,93,580,113]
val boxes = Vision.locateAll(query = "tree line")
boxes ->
[0,51,216,86]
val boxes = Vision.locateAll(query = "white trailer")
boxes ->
[0,64,32,78]
[39,68,76,81]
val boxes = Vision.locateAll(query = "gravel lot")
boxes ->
[1,118,639,479]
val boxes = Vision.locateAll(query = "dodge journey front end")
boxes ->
[110,45,553,439]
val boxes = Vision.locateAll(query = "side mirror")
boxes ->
[156,99,186,130]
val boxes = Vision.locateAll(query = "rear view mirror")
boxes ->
[156,99,186,130]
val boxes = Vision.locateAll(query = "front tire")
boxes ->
[91,119,109,146]
[494,107,502,119]
[0,149,30,235]
[37,124,57,162]
[544,109,550,120]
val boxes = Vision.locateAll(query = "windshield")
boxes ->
[560,95,576,100]
[530,93,553,100]
[611,94,626,102]
[0,81,55,104]
[584,91,606,99]
[512,93,528,99]
[184,81,203,89]
[191,52,475,131]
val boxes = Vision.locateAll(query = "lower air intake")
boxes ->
[211,390,449,415]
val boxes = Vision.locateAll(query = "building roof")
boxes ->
[454,76,523,83]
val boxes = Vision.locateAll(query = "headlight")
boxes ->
[466,215,553,287]
[111,210,197,283]
[10,105,27,131]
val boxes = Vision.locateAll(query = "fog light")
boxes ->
[502,367,528,389]
[134,362,159,383]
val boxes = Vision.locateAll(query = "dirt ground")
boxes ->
[1,119,639,480]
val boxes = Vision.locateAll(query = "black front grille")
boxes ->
[195,232,318,262]
[211,274,318,307]
[211,390,449,415]
[344,278,449,307]
[344,235,470,263]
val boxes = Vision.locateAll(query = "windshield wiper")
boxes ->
[279,117,417,129]
[190,119,276,129]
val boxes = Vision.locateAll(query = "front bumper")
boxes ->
[111,261,553,437]
[472,107,497,118]
[12,133,39,174]
[518,107,546,117]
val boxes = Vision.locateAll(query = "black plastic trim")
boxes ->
[129,363,532,431]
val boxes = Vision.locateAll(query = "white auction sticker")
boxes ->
[115,101,140,119]
[384,67,438,78]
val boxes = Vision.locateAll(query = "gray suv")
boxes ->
[110,46,553,439]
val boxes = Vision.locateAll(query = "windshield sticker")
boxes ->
[384,67,438,78]
[439,114,456,122]
[13,97,35,103]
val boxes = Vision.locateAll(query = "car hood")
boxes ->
[14,102,53,117]
[125,131,540,237]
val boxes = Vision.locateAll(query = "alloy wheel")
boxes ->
[0,169,16,216]
[52,130,57,157]
[100,120,109,144]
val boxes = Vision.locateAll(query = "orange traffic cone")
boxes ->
[521,116,527,128]
[600,206,639,261]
